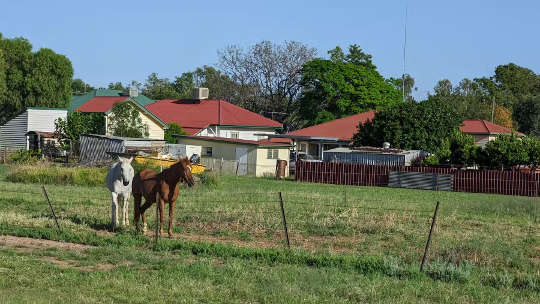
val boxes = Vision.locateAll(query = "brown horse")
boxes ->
[132,157,195,237]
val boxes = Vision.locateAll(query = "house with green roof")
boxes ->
[70,88,167,140]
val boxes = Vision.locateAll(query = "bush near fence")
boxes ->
[295,160,540,197]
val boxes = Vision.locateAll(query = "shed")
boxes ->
[175,135,291,177]
[323,147,428,166]
[0,108,67,150]
[79,134,166,164]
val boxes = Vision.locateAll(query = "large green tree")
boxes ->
[513,95,540,136]
[353,99,461,153]
[297,58,401,126]
[108,102,149,138]
[0,34,73,125]
[142,73,181,100]
[71,78,94,94]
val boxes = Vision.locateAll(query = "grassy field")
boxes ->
[0,164,538,303]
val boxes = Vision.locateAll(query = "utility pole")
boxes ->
[402,3,408,103]
[491,96,495,123]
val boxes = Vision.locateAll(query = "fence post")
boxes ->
[420,201,440,272]
[236,160,239,176]
[41,185,60,231]
[220,157,223,174]
[3,146,6,164]
[278,192,290,249]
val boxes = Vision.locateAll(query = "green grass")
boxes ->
[0,165,538,303]
[5,164,107,186]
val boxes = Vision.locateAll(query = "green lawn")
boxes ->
[0,164,538,303]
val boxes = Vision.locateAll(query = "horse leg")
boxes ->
[168,200,175,237]
[133,194,141,231]
[159,198,165,236]
[139,199,153,233]
[123,193,130,226]
[111,192,119,231]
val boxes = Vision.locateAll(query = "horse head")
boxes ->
[175,157,195,187]
[118,156,134,187]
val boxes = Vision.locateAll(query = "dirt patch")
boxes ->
[0,235,95,253]
[40,256,115,271]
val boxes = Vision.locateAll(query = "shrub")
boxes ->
[198,171,220,188]
[423,261,472,283]
[8,149,41,164]
[6,165,107,186]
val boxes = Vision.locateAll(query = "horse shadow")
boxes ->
[66,214,112,232]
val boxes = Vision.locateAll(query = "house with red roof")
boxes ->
[70,88,168,139]
[262,111,376,160]
[459,120,523,147]
[176,135,291,177]
[145,88,282,141]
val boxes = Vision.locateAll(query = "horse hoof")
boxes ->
[168,232,174,238]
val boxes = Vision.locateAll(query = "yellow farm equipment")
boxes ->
[134,156,206,174]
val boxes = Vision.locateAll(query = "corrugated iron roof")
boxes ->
[287,111,376,141]
[460,120,523,135]
[69,89,154,112]
[145,99,282,134]
[176,135,291,147]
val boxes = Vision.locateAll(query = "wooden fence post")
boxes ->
[235,161,239,176]
[41,185,60,231]
[420,201,440,272]
[278,192,290,249]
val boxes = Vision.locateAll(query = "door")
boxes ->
[235,147,248,175]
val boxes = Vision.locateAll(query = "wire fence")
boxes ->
[1,182,538,271]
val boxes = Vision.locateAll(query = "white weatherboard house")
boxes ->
[0,108,67,150]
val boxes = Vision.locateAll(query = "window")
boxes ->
[231,131,239,139]
[267,149,279,159]
[203,147,213,157]
[299,143,307,152]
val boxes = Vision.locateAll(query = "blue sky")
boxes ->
[1,0,539,100]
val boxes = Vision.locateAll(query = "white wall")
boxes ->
[0,111,28,149]
[197,125,276,141]
[27,109,67,133]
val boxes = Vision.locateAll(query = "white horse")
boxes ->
[106,156,134,230]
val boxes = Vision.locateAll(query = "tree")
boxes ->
[513,95,540,136]
[522,136,540,171]
[54,111,105,153]
[353,99,461,153]
[108,82,125,91]
[298,58,401,126]
[493,105,513,128]
[0,34,73,125]
[72,78,94,94]
[142,73,180,100]
[483,134,529,169]
[164,122,186,144]
[388,74,415,102]
[108,102,149,138]
[328,44,376,70]
[427,78,492,121]
[448,129,476,166]
[492,63,540,108]
[219,40,316,119]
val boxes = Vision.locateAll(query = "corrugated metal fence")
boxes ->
[295,161,540,197]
